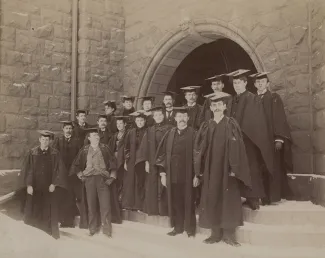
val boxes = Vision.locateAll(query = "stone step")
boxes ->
[60,221,325,258]
[121,210,325,248]
[243,200,325,226]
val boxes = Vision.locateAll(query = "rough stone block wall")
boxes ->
[77,0,125,116]
[311,0,325,203]
[123,0,313,176]
[0,0,73,168]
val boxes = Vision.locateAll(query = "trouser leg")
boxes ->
[171,183,185,233]
[96,176,112,235]
[85,176,99,233]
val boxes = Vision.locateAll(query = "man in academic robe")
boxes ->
[17,130,67,239]
[226,69,274,210]
[139,96,155,127]
[162,91,177,126]
[181,86,202,130]
[194,92,252,246]
[84,115,113,145]
[252,72,293,204]
[104,100,118,133]
[155,107,198,237]
[199,74,226,123]
[122,111,147,211]
[73,110,90,147]
[108,116,128,212]
[121,95,136,130]
[52,121,82,227]
[69,128,118,237]
[136,106,173,216]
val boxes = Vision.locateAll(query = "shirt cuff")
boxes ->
[275,139,284,143]
[160,172,166,176]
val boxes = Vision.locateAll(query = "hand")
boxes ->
[49,184,56,192]
[193,176,200,187]
[77,172,83,180]
[27,186,33,195]
[275,141,283,151]
[145,161,150,173]
[105,177,115,186]
[161,175,167,187]
[124,162,128,171]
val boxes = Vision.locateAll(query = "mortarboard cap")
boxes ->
[180,86,201,93]
[204,92,217,99]
[209,92,231,102]
[255,72,270,80]
[59,121,74,127]
[129,111,147,118]
[121,95,135,102]
[149,106,164,113]
[205,74,226,82]
[97,114,108,120]
[114,116,128,122]
[162,91,178,98]
[138,96,155,102]
[84,128,99,134]
[37,130,55,139]
[103,100,117,110]
[173,106,189,114]
[76,109,89,116]
[227,69,251,79]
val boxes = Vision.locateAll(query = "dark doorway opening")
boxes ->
[166,38,258,106]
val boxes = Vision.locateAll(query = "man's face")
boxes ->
[123,100,133,110]
[185,92,197,104]
[104,106,115,115]
[142,100,152,111]
[135,117,145,128]
[116,120,126,131]
[211,81,224,92]
[63,125,73,136]
[255,78,269,92]
[76,113,86,124]
[163,95,174,108]
[88,132,100,145]
[97,118,107,129]
[210,100,226,113]
[153,111,164,124]
[233,78,247,94]
[39,136,50,148]
[174,112,189,127]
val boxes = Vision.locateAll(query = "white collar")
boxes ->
[213,114,224,124]
[257,89,268,95]
[187,102,196,107]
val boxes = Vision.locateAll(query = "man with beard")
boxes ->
[70,128,117,237]
[226,69,274,210]
[136,106,172,216]
[181,86,202,130]
[194,93,251,246]
[104,100,118,133]
[52,121,82,228]
[122,111,147,211]
[85,115,113,145]
[162,91,177,126]
[252,72,293,204]
[18,130,67,239]
[108,116,128,217]
[155,107,198,237]
[73,110,90,147]
[200,74,226,123]
[121,95,136,130]
[138,96,155,127]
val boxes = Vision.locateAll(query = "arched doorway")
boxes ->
[167,39,258,106]
[135,19,264,108]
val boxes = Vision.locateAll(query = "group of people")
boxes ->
[17,69,293,247]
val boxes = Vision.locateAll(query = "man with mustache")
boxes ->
[181,86,202,130]
[155,107,199,237]
[104,100,118,133]
[162,91,177,126]
[73,110,90,148]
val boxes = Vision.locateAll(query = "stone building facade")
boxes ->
[0,0,324,203]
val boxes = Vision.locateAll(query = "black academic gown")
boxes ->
[164,109,177,126]
[199,98,213,124]
[122,107,135,130]
[123,127,146,210]
[107,114,118,133]
[145,113,155,127]
[72,121,90,147]
[52,135,82,225]
[69,144,121,227]
[194,118,252,229]
[258,90,293,201]
[136,122,173,215]
[226,91,274,199]
[184,103,202,130]
[17,146,68,239]
[155,127,197,233]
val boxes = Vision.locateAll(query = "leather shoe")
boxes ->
[223,237,241,247]
[187,232,195,238]
[89,231,97,236]
[243,200,260,210]
[203,236,222,244]
[167,229,183,236]
[261,198,271,206]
